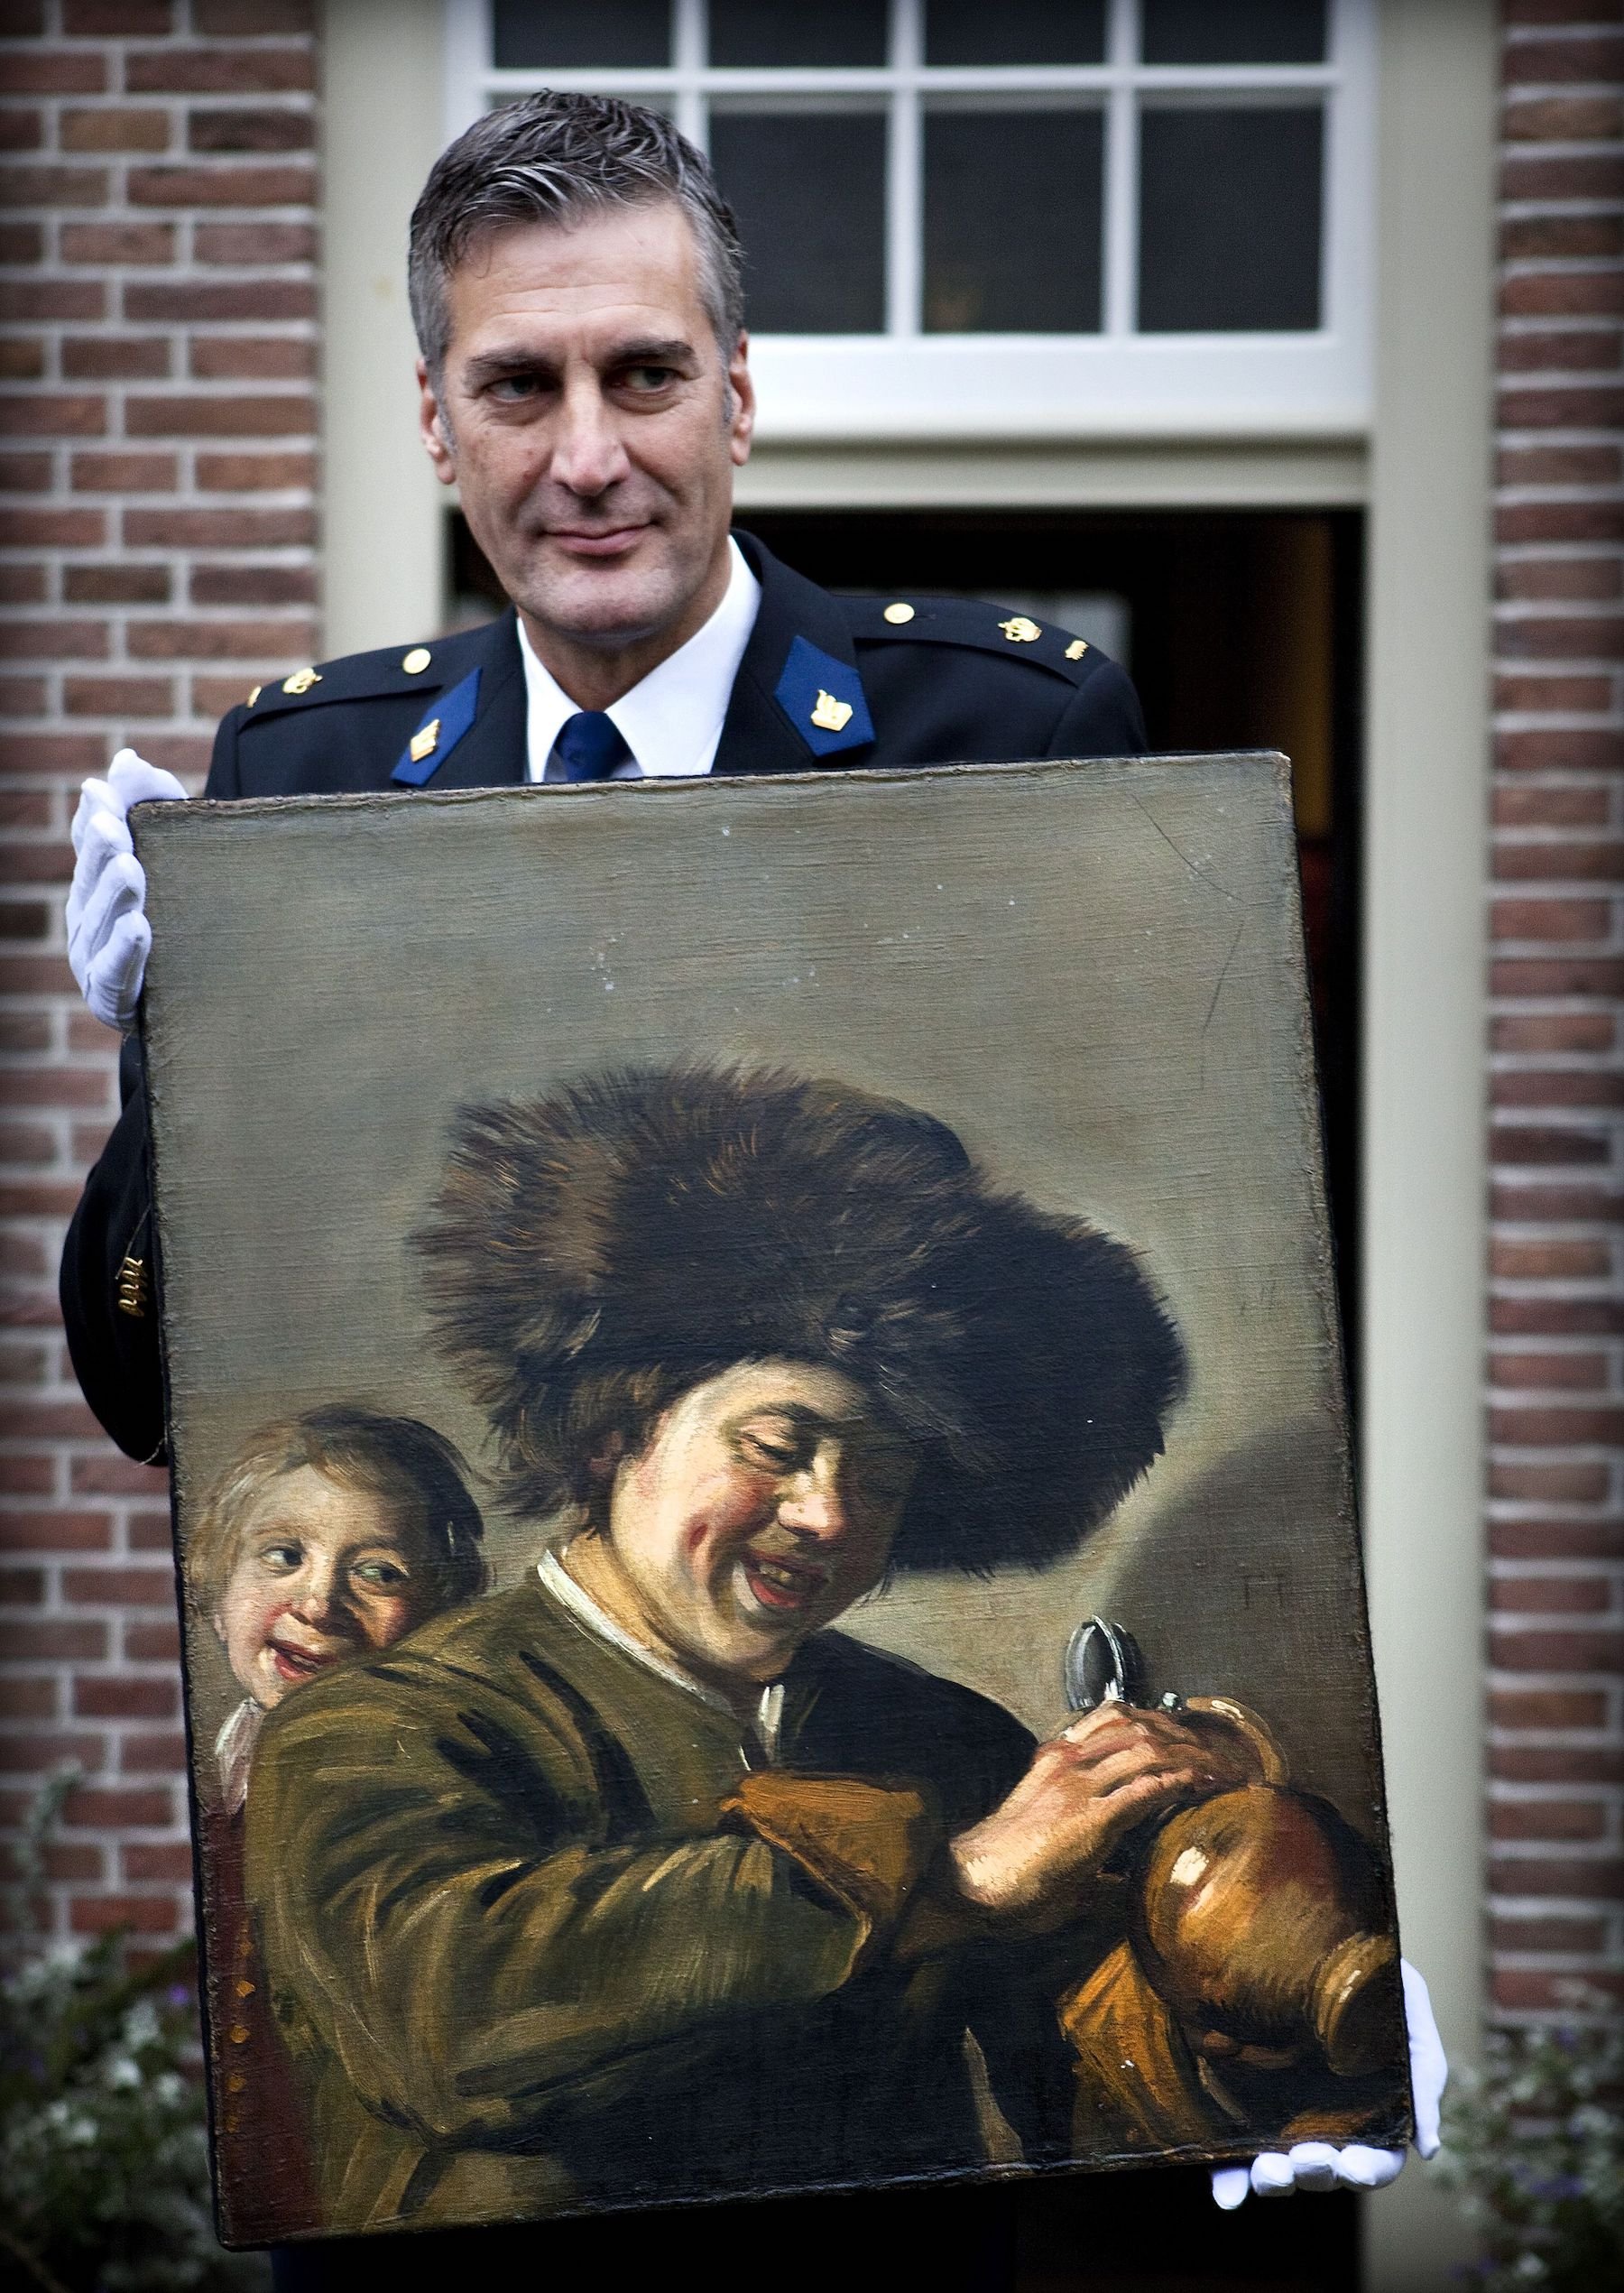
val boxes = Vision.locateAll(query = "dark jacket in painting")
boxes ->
[242,1572,1093,2242]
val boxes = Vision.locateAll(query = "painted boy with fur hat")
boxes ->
[244,1065,1256,2241]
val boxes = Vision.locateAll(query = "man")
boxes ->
[60,90,1142,1467]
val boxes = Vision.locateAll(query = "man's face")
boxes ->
[419,201,754,668]
[213,1465,433,1710]
[601,1360,918,1687]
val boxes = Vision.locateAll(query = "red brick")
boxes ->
[189,335,314,381]
[1494,1969,1624,2011]
[1493,1296,1624,1338]
[0,393,106,437]
[69,1891,183,1936]
[188,106,314,154]
[196,0,313,27]
[124,45,314,96]
[0,451,51,491]
[0,506,105,546]
[128,616,315,661]
[1499,502,1624,546]
[125,393,315,438]
[62,0,173,28]
[0,676,50,716]
[1490,1912,1608,1955]
[1489,1350,1610,1391]
[62,1784,173,1831]
[0,1508,113,1551]
[121,1839,194,1883]
[70,449,176,491]
[1497,615,1624,661]
[1499,555,1623,602]
[59,106,171,153]
[70,1456,167,1497]
[1502,32,1624,86]
[63,562,171,606]
[60,1567,176,1609]
[61,674,175,717]
[1490,1687,1609,1731]
[0,163,109,208]
[0,1730,111,1775]
[60,219,177,266]
[0,334,44,380]
[1490,1575,1612,1615]
[1490,1855,1624,1903]
[193,220,314,264]
[0,1677,56,1720]
[0,1456,56,1501]
[1492,1521,1624,1562]
[61,335,171,381]
[1495,1069,1624,1109]
[0,109,42,154]
[123,280,314,322]
[1494,845,1624,887]
[126,1510,172,1551]
[1493,791,1613,838]
[0,52,106,96]
[0,278,105,320]
[1491,894,1612,940]
[1502,152,1624,202]
[123,1621,180,1661]
[1503,216,1624,264]
[0,562,47,603]
[1498,329,1624,378]
[1490,1122,1610,1166]
[0,618,108,659]
[0,1621,106,1662]
[193,671,273,715]
[119,1731,187,1774]
[1503,271,1624,318]
[1499,442,1622,485]
[1490,1460,1613,1502]
[124,504,313,547]
[1498,729,1624,770]
[72,1669,178,1724]
[1490,1626,1624,1669]
[1494,1745,1624,1787]
[1493,957,1624,994]
[189,561,315,606]
[195,448,314,490]
[127,163,316,209]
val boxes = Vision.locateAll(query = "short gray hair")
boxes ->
[409,91,745,379]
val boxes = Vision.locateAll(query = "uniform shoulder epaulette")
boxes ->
[236,631,479,723]
[842,594,1100,684]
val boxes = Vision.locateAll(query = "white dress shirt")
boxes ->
[518,536,761,782]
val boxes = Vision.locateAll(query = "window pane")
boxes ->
[491,0,669,69]
[1138,106,1322,331]
[1140,0,1328,66]
[708,1,888,68]
[710,111,887,331]
[925,0,1105,65]
[924,110,1103,331]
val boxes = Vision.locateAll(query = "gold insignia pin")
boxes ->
[246,684,261,706]
[998,615,1040,644]
[115,1254,147,1320]
[882,601,915,624]
[1064,638,1089,660]
[408,718,440,764]
[810,689,854,734]
[281,667,321,696]
[402,646,431,674]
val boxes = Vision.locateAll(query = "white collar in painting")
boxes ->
[215,1697,263,1817]
[518,535,761,782]
[536,1545,783,1761]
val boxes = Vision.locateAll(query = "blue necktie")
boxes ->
[547,710,633,783]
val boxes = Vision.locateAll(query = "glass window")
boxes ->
[924,0,1106,66]
[710,110,888,332]
[708,0,890,68]
[1139,106,1324,332]
[490,0,669,69]
[1140,0,1328,67]
[924,109,1103,331]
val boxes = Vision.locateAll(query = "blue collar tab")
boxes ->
[392,665,482,786]
[773,635,874,760]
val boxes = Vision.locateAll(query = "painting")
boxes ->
[134,754,1412,2247]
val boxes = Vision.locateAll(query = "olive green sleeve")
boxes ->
[247,1669,940,2150]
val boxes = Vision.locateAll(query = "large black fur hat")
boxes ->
[415,1065,1186,1573]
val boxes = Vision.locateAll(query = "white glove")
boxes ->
[67,749,187,1031]
[1211,1960,1445,2209]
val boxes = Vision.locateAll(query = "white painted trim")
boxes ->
[320,0,448,659]
[1360,1,1495,2285]
[735,439,1369,510]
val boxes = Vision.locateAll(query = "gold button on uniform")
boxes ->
[1064,638,1089,660]
[281,667,321,696]
[882,602,915,624]
[246,684,261,706]
[402,647,432,674]
[409,718,440,765]
[998,615,1040,644]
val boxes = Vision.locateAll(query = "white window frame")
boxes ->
[443,0,1376,442]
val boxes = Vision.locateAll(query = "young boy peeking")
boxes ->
[184,1406,487,2240]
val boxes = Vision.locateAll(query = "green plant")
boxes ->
[1433,1991,1624,2293]
[1,1771,266,2293]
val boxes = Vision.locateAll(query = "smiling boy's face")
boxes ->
[213,1464,433,1709]
[577,1359,918,1690]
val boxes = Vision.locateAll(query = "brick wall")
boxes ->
[0,0,318,1944]
[1490,0,1624,2022]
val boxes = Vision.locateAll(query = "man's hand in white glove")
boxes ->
[67,749,187,1031]
[1211,1961,1446,2210]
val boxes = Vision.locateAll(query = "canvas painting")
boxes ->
[134,754,1412,2247]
